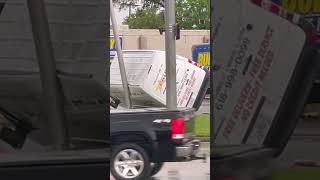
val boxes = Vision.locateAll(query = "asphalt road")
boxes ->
[197,96,210,114]
[151,160,210,180]
[274,119,320,167]
[153,145,210,180]
[275,135,320,167]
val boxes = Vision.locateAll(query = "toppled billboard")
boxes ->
[110,50,209,109]
[213,0,307,145]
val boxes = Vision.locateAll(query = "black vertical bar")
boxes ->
[27,0,68,150]
[242,96,266,144]
[0,3,5,14]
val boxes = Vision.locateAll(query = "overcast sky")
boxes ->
[114,7,129,24]
[112,2,143,25]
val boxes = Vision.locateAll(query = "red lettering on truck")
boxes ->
[232,82,251,119]
[259,50,274,82]
[249,56,262,78]
[245,80,261,110]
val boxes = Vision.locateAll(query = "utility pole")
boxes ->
[110,0,132,108]
[27,0,68,150]
[164,0,177,110]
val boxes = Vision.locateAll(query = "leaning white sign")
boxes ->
[213,0,306,145]
[110,50,207,108]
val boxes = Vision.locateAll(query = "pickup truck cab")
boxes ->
[212,0,320,179]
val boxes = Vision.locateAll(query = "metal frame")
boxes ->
[164,0,177,110]
[110,0,132,109]
[27,0,68,150]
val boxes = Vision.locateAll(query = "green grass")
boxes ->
[272,167,320,180]
[193,114,210,137]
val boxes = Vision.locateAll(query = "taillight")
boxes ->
[171,118,185,140]
[310,31,318,47]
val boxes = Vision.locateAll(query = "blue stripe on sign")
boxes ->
[270,0,320,47]
[192,44,210,65]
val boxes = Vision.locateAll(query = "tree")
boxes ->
[176,0,210,29]
[120,0,210,30]
[113,0,164,10]
[123,7,164,29]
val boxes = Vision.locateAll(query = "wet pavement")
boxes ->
[274,119,320,167]
[197,96,210,114]
[152,158,210,180]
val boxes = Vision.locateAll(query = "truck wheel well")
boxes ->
[111,133,154,157]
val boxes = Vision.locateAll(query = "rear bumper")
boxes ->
[175,139,206,161]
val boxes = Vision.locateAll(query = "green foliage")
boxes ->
[123,7,164,29]
[176,0,210,29]
[194,114,210,137]
[122,0,209,29]
[113,0,164,10]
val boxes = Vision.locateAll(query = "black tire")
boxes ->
[111,143,151,180]
[150,162,164,176]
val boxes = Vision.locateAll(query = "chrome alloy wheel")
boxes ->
[114,149,145,179]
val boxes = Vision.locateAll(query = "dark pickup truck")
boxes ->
[110,107,204,180]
